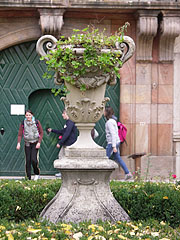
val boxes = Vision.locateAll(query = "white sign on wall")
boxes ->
[10,104,25,115]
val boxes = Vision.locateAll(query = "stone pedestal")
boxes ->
[40,147,130,223]
[36,33,135,223]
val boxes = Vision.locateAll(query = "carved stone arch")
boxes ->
[0,25,41,51]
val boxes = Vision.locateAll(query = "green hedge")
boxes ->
[0,218,179,240]
[0,179,61,221]
[110,180,180,228]
[0,179,180,228]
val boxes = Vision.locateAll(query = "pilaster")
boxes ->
[135,11,159,156]
[159,11,180,178]
[173,37,180,178]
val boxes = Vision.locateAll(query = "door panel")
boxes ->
[29,89,65,174]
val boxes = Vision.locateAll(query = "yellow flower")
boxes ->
[117,234,127,239]
[35,222,41,226]
[160,238,170,240]
[88,224,97,232]
[61,223,72,231]
[43,193,47,198]
[97,226,104,231]
[107,230,113,235]
[163,196,168,199]
[27,227,42,233]
[65,230,72,235]
[0,225,6,231]
[88,236,94,240]
[114,228,120,233]
[160,221,166,226]
[131,224,139,231]
[6,231,14,240]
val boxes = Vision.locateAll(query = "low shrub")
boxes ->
[0,218,179,240]
[0,179,180,228]
[110,181,180,228]
[0,179,61,221]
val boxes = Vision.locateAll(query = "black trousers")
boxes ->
[25,142,40,180]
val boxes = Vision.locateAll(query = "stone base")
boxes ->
[40,148,130,223]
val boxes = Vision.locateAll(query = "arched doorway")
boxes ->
[29,89,65,175]
[0,40,120,176]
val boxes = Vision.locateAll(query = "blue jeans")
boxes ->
[106,143,129,174]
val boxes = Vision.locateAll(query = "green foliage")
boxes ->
[1,179,180,229]
[110,181,180,228]
[0,218,179,239]
[40,23,129,91]
[51,85,69,97]
[0,179,61,222]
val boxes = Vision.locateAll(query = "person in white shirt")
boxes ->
[104,106,132,180]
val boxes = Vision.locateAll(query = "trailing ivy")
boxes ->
[41,23,130,91]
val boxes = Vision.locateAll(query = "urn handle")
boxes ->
[36,35,58,60]
[117,36,135,65]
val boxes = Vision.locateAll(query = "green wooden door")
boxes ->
[29,89,65,174]
[0,40,119,176]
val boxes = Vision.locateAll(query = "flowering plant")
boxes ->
[40,22,130,92]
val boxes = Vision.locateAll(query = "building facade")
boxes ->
[1,0,180,179]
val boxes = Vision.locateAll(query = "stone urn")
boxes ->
[36,34,135,223]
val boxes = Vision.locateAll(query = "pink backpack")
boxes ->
[117,122,127,144]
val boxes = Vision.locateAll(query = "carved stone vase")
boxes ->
[36,34,135,223]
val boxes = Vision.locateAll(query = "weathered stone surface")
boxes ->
[159,11,180,62]
[39,9,65,36]
[136,10,159,61]
[0,18,41,50]
[40,148,130,223]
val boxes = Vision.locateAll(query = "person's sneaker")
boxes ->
[55,173,61,178]
[34,175,40,181]
[125,172,133,181]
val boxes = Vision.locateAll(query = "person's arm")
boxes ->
[16,123,23,150]
[52,128,65,135]
[58,120,74,145]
